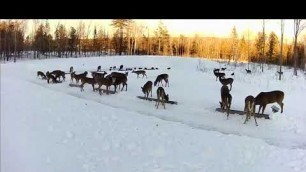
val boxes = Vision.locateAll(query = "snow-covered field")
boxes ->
[1,55,306,172]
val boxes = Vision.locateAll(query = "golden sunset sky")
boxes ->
[26,19,305,41]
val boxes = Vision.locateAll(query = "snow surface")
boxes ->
[1,55,306,172]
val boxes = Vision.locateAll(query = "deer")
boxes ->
[213,68,220,73]
[154,74,169,87]
[119,65,124,71]
[132,70,147,78]
[213,69,225,81]
[97,66,101,72]
[69,66,74,73]
[94,74,116,95]
[46,71,59,84]
[254,90,284,116]
[141,81,153,99]
[219,85,232,119]
[72,71,88,84]
[80,77,96,92]
[110,72,128,92]
[50,70,66,81]
[243,95,257,126]
[91,71,107,78]
[155,87,169,109]
[245,69,252,74]
[37,71,47,79]
[219,76,234,91]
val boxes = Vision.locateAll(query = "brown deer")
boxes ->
[50,70,66,81]
[97,66,101,72]
[219,76,234,91]
[219,85,232,119]
[37,71,47,79]
[244,95,257,126]
[213,70,225,81]
[119,65,124,71]
[255,90,284,116]
[155,87,169,109]
[69,66,74,73]
[132,70,147,78]
[46,71,59,84]
[213,68,220,73]
[141,81,153,99]
[91,71,107,78]
[110,72,128,92]
[154,74,169,87]
[94,74,116,95]
[80,77,96,92]
[72,71,88,84]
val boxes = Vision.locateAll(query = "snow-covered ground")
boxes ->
[1,55,306,172]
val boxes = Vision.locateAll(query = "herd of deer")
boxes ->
[214,68,284,126]
[37,65,171,109]
[37,64,285,125]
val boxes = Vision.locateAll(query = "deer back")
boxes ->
[157,87,169,101]
[154,74,168,85]
[142,81,153,93]
[255,91,284,105]
[219,77,233,85]
[244,95,255,111]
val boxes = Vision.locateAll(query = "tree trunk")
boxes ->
[293,34,298,76]
[279,20,284,80]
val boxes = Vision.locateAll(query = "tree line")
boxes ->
[1,19,305,71]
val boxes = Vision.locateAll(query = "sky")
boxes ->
[24,19,305,41]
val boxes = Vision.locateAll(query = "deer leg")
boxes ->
[98,84,102,95]
[226,103,230,119]
[261,105,266,115]
[122,83,127,91]
[257,105,262,116]
[92,83,95,91]
[156,99,160,109]
[230,84,232,91]
[106,86,109,95]
[150,89,152,97]
[254,112,258,126]
[278,102,284,113]
[80,84,84,92]
[244,112,249,124]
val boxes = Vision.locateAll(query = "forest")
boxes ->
[0,19,305,74]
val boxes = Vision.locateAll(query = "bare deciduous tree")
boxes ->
[293,19,305,76]
[279,20,284,80]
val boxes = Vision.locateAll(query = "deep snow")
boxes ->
[1,55,306,172]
